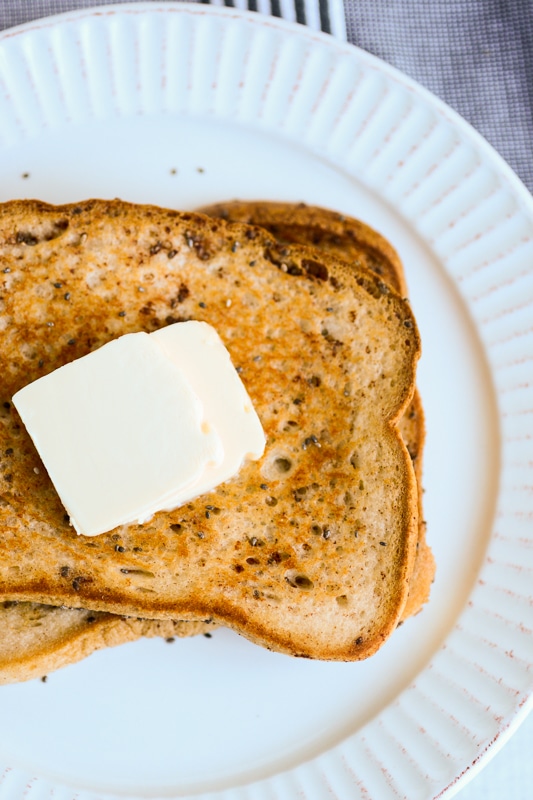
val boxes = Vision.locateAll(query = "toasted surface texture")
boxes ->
[199,200,408,295]
[199,201,434,618]
[0,601,214,685]
[0,199,420,661]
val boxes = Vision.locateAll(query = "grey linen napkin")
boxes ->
[0,0,531,194]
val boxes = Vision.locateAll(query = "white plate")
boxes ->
[0,4,532,799]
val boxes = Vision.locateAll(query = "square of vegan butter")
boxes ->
[13,322,265,536]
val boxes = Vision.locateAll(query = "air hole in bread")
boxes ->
[336,595,348,606]
[262,450,295,481]
[119,568,155,578]
[281,419,298,432]
[349,451,360,469]
[284,570,314,590]
[302,258,328,281]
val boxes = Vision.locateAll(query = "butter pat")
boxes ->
[152,322,265,508]
[13,322,265,536]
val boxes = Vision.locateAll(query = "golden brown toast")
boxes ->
[0,199,420,661]
[0,600,215,685]
[198,201,434,619]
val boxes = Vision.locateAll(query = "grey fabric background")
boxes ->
[0,0,531,194]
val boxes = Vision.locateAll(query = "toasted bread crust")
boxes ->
[199,201,434,619]
[199,201,407,295]
[397,390,435,619]
[0,601,214,685]
[0,199,420,660]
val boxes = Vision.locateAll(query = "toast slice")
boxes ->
[0,200,430,683]
[0,601,214,685]
[0,199,420,661]
[198,201,434,619]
